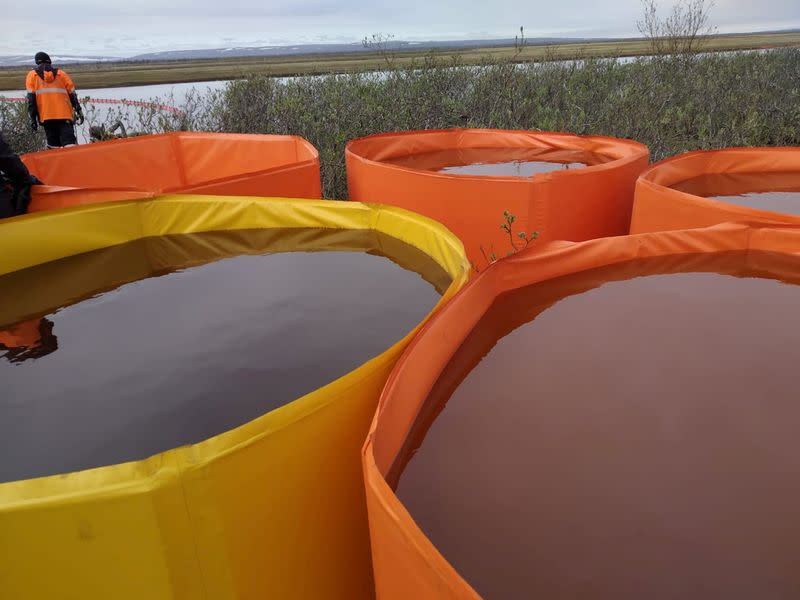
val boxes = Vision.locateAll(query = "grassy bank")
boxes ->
[0,32,798,91]
[2,49,799,198]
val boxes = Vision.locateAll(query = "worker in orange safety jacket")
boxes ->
[25,52,84,149]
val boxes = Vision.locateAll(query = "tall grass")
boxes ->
[3,49,798,198]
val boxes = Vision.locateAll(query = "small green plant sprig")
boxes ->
[501,209,539,252]
[476,210,539,272]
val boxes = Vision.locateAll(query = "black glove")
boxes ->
[30,117,38,132]
[74,107,85,126]
[11,184,32,216]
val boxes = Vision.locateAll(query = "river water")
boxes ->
[0,79,229,103]
[1,80,230,143]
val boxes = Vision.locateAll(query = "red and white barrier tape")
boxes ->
[0,96,185,117]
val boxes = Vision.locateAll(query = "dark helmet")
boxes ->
[34,52,52,65]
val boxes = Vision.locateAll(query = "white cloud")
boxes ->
[2,0,798,56]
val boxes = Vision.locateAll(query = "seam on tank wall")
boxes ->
[176,461,212,600]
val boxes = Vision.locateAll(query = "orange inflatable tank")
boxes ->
[346,129,649,266]
[631,147,800,233]
[363,222,800,599]
[22,132,321,212]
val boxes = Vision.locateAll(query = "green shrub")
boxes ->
[215,50,800,198]
[0,102,44,153]
[3,49,799,199]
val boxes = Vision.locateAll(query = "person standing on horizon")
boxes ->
[25,52,84,149]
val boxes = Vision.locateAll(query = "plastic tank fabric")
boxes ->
[21,132,321,212]
[631,147,800,233]
[346,129,649,266]
[0,195,469,600]
[362,222,800,599]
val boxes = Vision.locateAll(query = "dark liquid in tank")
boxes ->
[386,147,610,177]
[672,171,800,215]
[0,228,450,483]
[395,251,800,599]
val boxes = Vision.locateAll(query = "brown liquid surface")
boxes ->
[386,147,610,177]
[673,172,800,215]
[396,252,800,599]
[0,228,448,483]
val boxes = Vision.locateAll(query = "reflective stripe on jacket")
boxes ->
[25,69,76,121]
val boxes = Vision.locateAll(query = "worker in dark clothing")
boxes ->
[25,52,84,149]
[0,134,51,355]
[0,132,42,218]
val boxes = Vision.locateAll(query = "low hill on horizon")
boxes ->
[2,28,798,68]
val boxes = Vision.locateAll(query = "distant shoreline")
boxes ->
[1,31,798,92]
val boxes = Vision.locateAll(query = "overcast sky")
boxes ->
[4,0,800,57]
